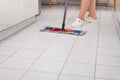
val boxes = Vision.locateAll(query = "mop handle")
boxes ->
[62,0,69,30]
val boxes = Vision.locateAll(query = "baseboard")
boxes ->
[0,16,36,41]
[107,4,114,7]
[42,3,112,6]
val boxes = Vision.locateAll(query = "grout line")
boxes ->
[0,39,29,43]
[17,14,63,80]
[94,7,120,80]
[18,34,59,80]
[0,46,18,48]
[97,54,120,58]
[112,11,120,41]
[0,31,41,63]
[0,48,20,64]
[0,12,61,64]
[96,77,114,80]
[58,73,94,79]
[57,6,99,80]
[18,7,76,80]
[56,8,79,80]
[0,67,27,71]
[0,14,60,72]
[56,36,78,80]
[29,70,59,74]
[55,10,80,80]
[66,61,96,65]
[94,6,101,80]
[98,46,120,49]
[97,64,120,68]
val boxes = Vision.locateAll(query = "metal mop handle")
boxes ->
[62,0,69,30]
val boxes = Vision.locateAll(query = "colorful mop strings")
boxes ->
[43,26,83,35]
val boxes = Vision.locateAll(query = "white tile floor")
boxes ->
[0,5,120,80]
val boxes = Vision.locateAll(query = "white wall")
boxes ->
[0,0,39,31]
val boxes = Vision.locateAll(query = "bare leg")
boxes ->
[78,0,91,20]
[88,0,97,19]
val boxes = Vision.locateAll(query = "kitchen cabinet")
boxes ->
[0,0,39,40]
[4,0,38,30]
[3,0,23,30]
[0,0,39,31]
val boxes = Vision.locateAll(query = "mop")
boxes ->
[40,0,86,36]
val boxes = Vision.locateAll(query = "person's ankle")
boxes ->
[89,15,97,19]
[78,15,85,20]
[78,17,85,21]
[89,13,97,19]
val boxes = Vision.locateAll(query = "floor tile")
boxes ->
[62,62,95,77]
[12,48,43,58]
[98,48,120,57]
[97,56,120,67]
[100,10,113,24]
[0,57,36,70]
[30,59,64,73]
[68,53,96,64]
[0,40,27,48]
[0,68,25,80]
[99,23,116,31]
[74,37,97,49]
[68,37,97,64]
[21,71,58,80]
[31,33,57,42]
[51,34,77,47]
[99,41,120,49]
[40,48,69,61]
[0,56,8,63]
[99,31,118,38]
[24,42,51,50]
[99,36,119,42]
[95,78,112,80]
[59,74,94,80]
[8,31,38,41]
[0,47,18,56]
[70,47,96,55]
[40,34,76,61]
[24,33,57,50]
[96,65,120,80]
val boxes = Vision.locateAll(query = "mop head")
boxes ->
[40,26,86,36]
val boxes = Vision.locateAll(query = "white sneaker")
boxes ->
[84,11,98,23]
[85,11,89,19]
[85,16,98,23]
[71,18,85,29]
